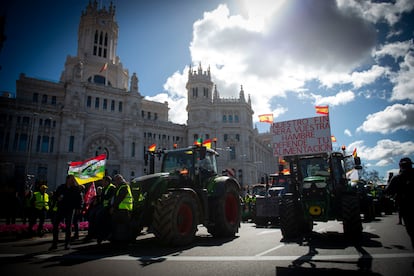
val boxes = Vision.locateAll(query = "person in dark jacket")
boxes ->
[386,157,414,251]
[49,174,83,250]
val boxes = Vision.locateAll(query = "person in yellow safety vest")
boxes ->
[111,174,133,242]
[96,175,117,244]
[28,185,49,237]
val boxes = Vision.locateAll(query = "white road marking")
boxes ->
[257,229,280,235]
[1,252,413,262]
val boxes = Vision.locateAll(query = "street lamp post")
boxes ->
[25,113,38,186]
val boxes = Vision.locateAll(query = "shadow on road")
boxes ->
[277,231,383,275]
[276,265,382,276]
[20,231,238,268]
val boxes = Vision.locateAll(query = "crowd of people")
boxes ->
[1,158,413,258]
[2,173,134,251]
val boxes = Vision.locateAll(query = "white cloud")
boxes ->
[357,103,414,134]
[272,105,288,120]
[390,51,414,102]
[318,65,388,89]
[337,0,414,26]
[169,0,376,122]
[344,129,352,137]
[348,139,414,166]
[374,39,413,61]
[312,90,355,106]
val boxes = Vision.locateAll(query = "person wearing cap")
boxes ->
[28,184,49,237]
[386,157,414,252]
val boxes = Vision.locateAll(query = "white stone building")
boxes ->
[0,1,276,192]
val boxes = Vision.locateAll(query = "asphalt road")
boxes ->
[0,213,413,276]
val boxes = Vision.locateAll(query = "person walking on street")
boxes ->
[28,185,49,237]
[49,174,83,250]
[386,157,414,253]
[111,174,133,243]
[72,184,85,240]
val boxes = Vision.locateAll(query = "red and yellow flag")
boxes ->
[148,143,156,152]
[315,105,329,115]
[202,139,212,149]
[352,148,357,158]
[258,114,274,123]
[99,62,108,73]
[331,135,337,142]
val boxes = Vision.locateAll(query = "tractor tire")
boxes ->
[152,191,198,246]
[279,195,302,240]
[342,194,362,239]
[207,183,241,238]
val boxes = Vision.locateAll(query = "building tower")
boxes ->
[60,0,129,90]
[186,63,214,143]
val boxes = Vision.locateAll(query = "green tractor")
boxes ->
[279,152,363,240]
[129,145,242,246]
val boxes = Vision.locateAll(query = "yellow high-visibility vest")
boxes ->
[117,184,133,211]
[34,192,49,211]
[103,183,116,207]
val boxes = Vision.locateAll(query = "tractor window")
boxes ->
[299,157,329,178]
[196,152,217,175]
[162,150,193,173]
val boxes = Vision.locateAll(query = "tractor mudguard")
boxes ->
[208,176,241,197]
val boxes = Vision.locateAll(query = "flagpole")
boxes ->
[105,63,108,86]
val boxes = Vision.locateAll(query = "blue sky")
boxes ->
[1,0,413,181]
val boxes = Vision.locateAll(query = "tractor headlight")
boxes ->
[303,182,312,189]
[315,182,327,188]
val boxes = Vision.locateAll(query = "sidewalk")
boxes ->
[0,218,89,243]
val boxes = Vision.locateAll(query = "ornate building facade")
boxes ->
[0,1,276,192]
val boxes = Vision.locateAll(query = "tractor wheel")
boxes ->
[342,194,362,239]
[279,195,301,240]
[207,183,241,238]
[153,192,198,246]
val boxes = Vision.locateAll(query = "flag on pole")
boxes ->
[148,143,156,152]
[194,138,202,146]
[82,182,97,215]
[68,154,106,185]
[315,105,329,115]
[258,114,274,123]
[352,148,357,158]
[99,62,108,73]
[331,135,337,142]
[202,139,212,149]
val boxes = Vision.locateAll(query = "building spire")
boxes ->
[239,85,245,102]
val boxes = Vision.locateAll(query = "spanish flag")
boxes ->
[315,105,329,115]
[331,135,337,142]
[258,114,274,123]
[352,148,357,158]
[148,143,156,152]
[202,139,212,149]
[99,62,108,73]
